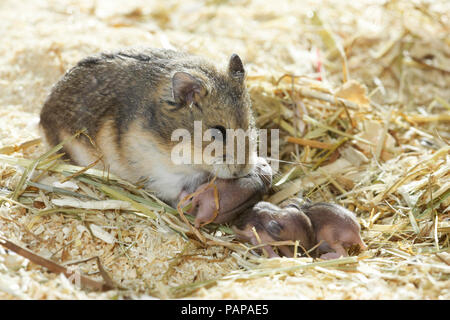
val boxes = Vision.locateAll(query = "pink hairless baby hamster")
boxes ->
[283,199,367,260]
[232,201,315,258]
[180,157,272,228]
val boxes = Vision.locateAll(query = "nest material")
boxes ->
[0,0,449,299]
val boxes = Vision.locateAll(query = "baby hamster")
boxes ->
[183,157,272,228]
[232,201,315,258]
[40,48,257,206]
[284,199,367,259]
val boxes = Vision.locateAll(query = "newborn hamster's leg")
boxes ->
[194,201,218,228]
[323,242,348,259]
[178,190,217,228]
[249,235,279,258]
[278,245,295,258]
[320,252,342,260]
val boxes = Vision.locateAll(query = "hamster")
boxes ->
[283,199,367,260]
[40,48,257,206]
[232,198,366,259]
[182,157,272,228]
[232,201,315,258]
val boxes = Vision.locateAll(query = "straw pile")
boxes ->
[0,0,449,299]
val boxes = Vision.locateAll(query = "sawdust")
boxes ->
[0,0,449,299]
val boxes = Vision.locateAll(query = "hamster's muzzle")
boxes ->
[212,162,254,179]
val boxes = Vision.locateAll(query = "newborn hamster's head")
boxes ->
[162,53,257,179]
[250,202,315,257]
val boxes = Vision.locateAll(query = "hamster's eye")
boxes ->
[210,125,227,142]
[266,220,283,237]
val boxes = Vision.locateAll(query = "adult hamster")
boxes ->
[40,48,257,206]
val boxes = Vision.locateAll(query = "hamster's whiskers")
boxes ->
[265,157,310,166]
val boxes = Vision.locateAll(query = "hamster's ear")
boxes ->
[266,220,283,238]
[172,72,206,106]
[228,53,245,81]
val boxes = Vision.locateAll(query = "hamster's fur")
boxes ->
[40,48,257,205]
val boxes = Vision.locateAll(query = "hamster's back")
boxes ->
[300,202,360,232]
[39,48,257,204]
[40,48,191,146]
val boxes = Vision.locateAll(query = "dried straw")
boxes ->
[0,0,449,300]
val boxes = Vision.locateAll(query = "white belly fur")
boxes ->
[98,118,208,204]
[52,118,208,205]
